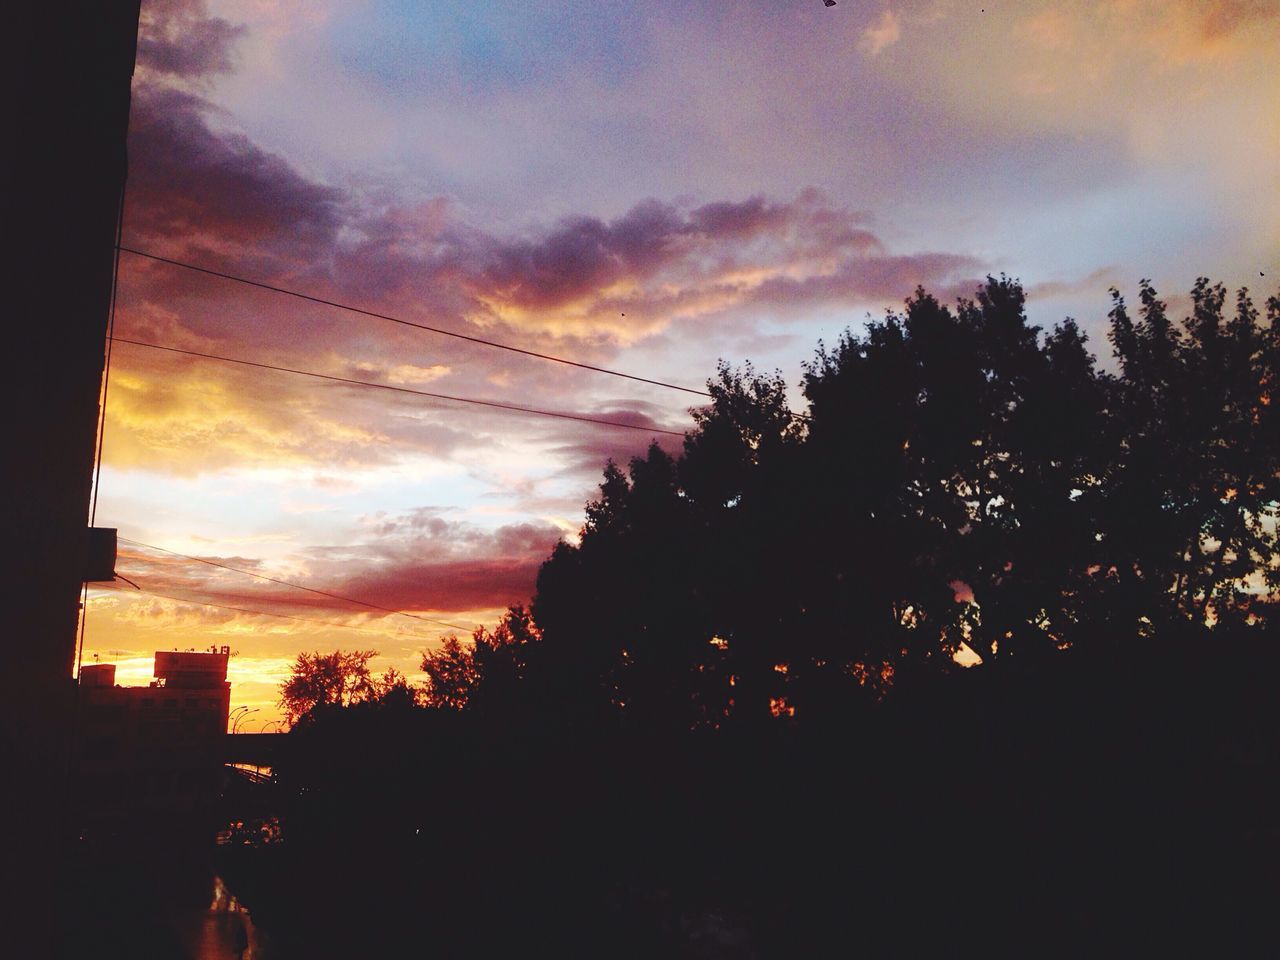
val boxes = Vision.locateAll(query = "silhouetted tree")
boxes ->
[419,606,538,714]
[278,649,380,724]
[371,666,423,711]
[468,604,538,714]
[524,276,1279,727]
[1103,280,1280,633]
[419,636,478,710]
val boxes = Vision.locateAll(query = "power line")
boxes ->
[112,337,689,438]
[118,537,475,632]
[105,583,434,636]
[118,245,712,398]
[77,180,129,682]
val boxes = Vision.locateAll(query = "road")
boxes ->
[162,874,271,959]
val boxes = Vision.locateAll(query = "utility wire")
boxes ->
[77,179,129,684]
[111,337,688,437]
[107,583,432,637]
[92,223,123,525]
[67,172,131,832]
[119,537,474,632]
[118,245,712,398]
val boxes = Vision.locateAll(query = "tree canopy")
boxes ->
[521,276,1279,729]
[278,649,412,724]
[280,276,1279,731]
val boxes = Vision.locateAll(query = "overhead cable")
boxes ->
[78,181,130,682]
[118,245,712,397]
[112,337,688,438]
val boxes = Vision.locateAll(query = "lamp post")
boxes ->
[259,719,282,734]
[232,708,260,734]
[228,705,250,734]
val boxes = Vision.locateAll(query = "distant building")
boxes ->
[75,648,232,831]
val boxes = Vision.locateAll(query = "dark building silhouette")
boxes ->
[75,649,232,830]
[5,4,143,950]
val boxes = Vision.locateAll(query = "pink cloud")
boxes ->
[111,512,568,623]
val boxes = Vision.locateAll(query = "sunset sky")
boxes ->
[84,0,1280,723]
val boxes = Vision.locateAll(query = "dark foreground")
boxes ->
[58,649,1279,958]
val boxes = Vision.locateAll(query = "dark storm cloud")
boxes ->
[125,85,343,253]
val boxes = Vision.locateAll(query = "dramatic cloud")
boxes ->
[82,0,1279,717]
[114,53,982,478]
[111,512,565,622]
[125,85,343,258]
[465,191,979,342]
[101,336,488,475]
[322,512,567,613]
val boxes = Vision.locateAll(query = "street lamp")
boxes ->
[227,705,250,733]
[232,708,260,734]
[259,719,283,734]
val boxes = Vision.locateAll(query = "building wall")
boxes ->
[75,650,232,832]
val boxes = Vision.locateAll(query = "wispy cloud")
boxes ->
[860,9,902,56]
